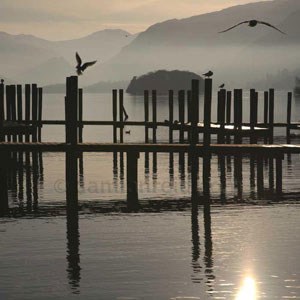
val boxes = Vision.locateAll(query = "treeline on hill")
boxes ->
[126,70,204,95]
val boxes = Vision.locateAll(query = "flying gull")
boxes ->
[219,20,286,34]
[76,52,97,76]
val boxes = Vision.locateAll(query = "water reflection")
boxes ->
[66,209,81,294]
[236,277,256,300]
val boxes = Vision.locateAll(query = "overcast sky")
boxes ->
[0,0,270,40]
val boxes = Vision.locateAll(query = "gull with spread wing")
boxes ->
[219,20,286,34]
[76,52,97,75]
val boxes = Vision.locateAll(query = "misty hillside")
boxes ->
[0,29,136,84]
[89,0,300,87]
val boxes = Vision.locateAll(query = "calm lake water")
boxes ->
[1,91,300,299]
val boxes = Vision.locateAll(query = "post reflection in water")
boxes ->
[236,276,256,300]
[191,205,202,283]
[66,208,81,294]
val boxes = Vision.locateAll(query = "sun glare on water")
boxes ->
[235,277,256,300]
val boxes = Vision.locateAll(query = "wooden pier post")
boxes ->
[119,89,124,143]
[191,80,199,206]
[234,89,243,144]
[38,88,43,142]
[168,90,174,143]
[264,91,269,144]
[269,89,274,144]
[6,85,12,142]
[217,89,226,144]
[25,84,31,142]
[0,80,4,142]
[203,78,212,146]
[112,89,117,143]
[78,88,83,143]
[226,91,232,125]
[286,92,292,142]
[32,84,38,142]
[17,85,23,142]
[178,90,185,143]
[144,90,149,143]
[250,89,258,144]
[187,90,192,143]
[65,76,79,209]
[127,151,140,211]
[152,90,157,143]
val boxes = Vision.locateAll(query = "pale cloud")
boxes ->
[0,0,271,40]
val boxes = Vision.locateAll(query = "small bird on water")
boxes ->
[219,20,286,34]
[219,83,225,89]
[76,52,97,75]
[203,71,213,78]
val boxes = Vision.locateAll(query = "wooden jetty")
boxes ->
[0,76,299,214]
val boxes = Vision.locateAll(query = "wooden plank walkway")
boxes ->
[0,142,300,154]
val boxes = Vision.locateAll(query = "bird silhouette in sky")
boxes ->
[219,20,286,34]
[219,83,225,88]
[76,52,97,75]
[203,71,213,78]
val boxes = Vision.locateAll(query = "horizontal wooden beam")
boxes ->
[0,142,297,154]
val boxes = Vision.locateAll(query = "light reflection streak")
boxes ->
[236,277,256,300]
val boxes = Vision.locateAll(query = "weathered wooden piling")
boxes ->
[112,89,117,143]
[119,89,124,143]
[191,80,199,206]
[226,91,232,125]
[202,153,211,207]
[65,76,79,209]
[250,89,258,144]
[234,89,243,144]
[0,80,4,142]
[217,89,226,144]
[168,90,173,143]
[78,88,83,143]
[127,151,140,210]
[17,85,23,142]
[152,90,157,143]
[38,88,43,142]
[25,84,31,142]
[269,89,274,144]
[286,92,292,141]
[264,91,269,144]
[32,84,38,142]
[178,90,185,143]
[187,90,192,143]
[203,79,212,146]
[144,90,149,143]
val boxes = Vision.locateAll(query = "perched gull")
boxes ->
[219,83,225,89]
[219,20,286,34]
[76,52,97,76]
[203,71,213,78]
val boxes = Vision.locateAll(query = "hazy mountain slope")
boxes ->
[89,0,300,85]
[0,29,136,85]
[18,57,74,85]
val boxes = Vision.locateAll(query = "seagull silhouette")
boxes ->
[203,71,213,78]
[76,52,97,75]
[219,83,225,88]
[219,20,286,34]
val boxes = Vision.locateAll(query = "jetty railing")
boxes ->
[0,76,299,214]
